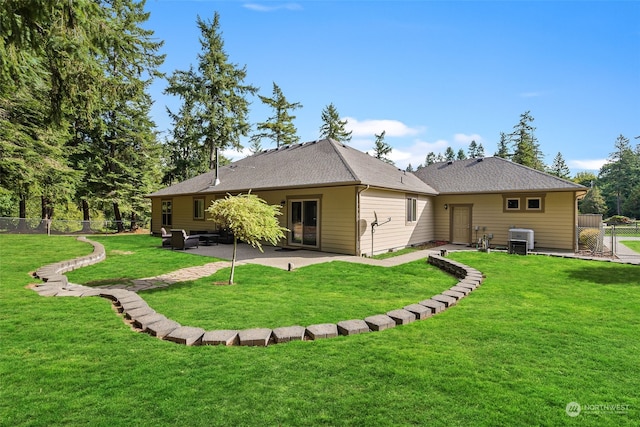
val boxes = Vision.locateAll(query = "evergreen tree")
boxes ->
[494,132,510,158]
[456,149,467,160]
[444,147,455,161]
[579,186,608,214]
[406,163,414,172]
[248,139,263,155]
[372,131,394,164]
[425,152,437,166]
[598,134,640,216]
[477,143,485,158]
[547,152,571,179]
[622,185,640,219]
[80,0,165,231]
[319,103,352,142]
[165,11,257,175]
[252,82,302,148]
[467,140,478,158]
[510,111,545,170]
[573,171,597,187]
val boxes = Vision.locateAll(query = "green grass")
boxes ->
[620,240,640,253]
[372,247,418,259]
[1,234,639,426]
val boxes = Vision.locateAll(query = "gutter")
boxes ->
[355,185,370,256]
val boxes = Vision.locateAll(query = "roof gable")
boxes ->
[149,139,437,197]
[413,157,585,194]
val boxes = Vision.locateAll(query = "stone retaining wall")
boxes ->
[31,237,485,347]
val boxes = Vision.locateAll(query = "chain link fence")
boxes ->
[0,217,149,235]
[576,214,640,260]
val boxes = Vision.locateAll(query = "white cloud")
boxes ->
[568,159,608,171]
[453,133,483,146]
[243,3,302,12]
[519,91,543,98]
[344,117,424,138]
[223,147,252,162]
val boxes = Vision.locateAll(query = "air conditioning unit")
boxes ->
[509,228,534,250]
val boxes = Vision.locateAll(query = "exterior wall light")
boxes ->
[444,204,448,210]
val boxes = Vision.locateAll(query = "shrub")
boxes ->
[579,228,600,248]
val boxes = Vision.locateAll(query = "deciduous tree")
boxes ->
[207,193,287,284]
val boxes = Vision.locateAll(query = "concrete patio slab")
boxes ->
[336,319,370,336]
[202,330,239,346]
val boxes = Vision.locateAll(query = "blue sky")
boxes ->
[144,0,639,174]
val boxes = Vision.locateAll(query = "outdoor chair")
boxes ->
[161,227,171,247]
[171,229,200,250]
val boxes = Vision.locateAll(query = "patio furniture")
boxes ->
[217,228,235,244]
[170,229,200,250]
[161,227,171,247]
[199,233,220,246]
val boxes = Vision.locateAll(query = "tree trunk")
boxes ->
[130,211,138,231]
[229,237,237,285]
[81,199,92,232]
[113,202,125,233]
[18,194,27,231]
[39,196,54,231]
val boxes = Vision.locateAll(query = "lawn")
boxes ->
[1,234,639,426]
[620,240,640,253]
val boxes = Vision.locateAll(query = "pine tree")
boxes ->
[80,0,165,231]
[547,152,571,179]
[494,132,510,158]
[165,11,257,175]
[510,111,544,170]
[425,152,437,166]
[405,163,414,172]
[319,103,352,142]
[579,186,607,214]
[444,147,455,161]
[456,149,467,160]
[252,82,302,148]
[372,131,394,164]
[468,140,478,158]
[477,143,485,158]
[598,134,640,216]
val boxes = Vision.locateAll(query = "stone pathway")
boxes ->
[30,237,485,347]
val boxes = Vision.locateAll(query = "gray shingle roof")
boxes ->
[413,157,586,194]
[149,139,438,197]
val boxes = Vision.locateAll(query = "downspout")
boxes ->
[356,185,370,256]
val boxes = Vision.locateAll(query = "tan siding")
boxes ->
[360,189,434,256]
[433,192,577,250]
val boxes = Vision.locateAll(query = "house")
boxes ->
[413,157,587,251]
[148,139,587,254]
[148,139,438,256]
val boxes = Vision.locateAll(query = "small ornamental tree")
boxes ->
[207,193,287,284]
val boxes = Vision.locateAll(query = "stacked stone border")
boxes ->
[31,237,485,347]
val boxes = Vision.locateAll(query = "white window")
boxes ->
[406,197,417,222]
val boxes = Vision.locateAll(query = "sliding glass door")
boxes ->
[290,199,318,247]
